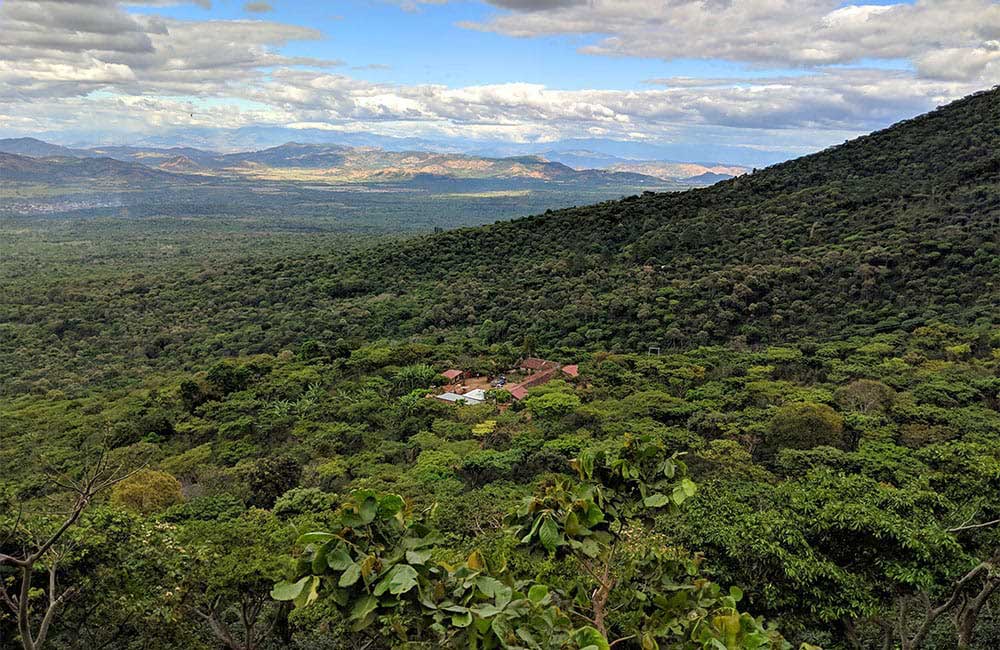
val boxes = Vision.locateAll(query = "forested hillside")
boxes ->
[1,91,999,650]
[323,87,998,348]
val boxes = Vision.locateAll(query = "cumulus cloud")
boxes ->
[462,0,1000,84]
[0,0,327,100]
[243,1,272,13]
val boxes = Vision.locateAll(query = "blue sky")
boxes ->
[135,0,900,90]
[1,0,997,164]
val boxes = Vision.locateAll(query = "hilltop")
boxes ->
[0,152,193,184]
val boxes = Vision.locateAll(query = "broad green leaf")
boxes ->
[643,493,670,508]
[584,502,604,526]
[294,576,320,608]
[378,494,404,518]
[494,584,512,610]
[580,537,601,558]
[339,562,361,587]
[311,545,329,574]
[348,594,378,622]
[564,510,583,536]
[270,577,309,601]
[471,603,502,618]
[297,531,336,544]
[476,576,505,598]
[538,516,562,553]
[327,547,354,571]
[384,564,419,595]
[359,495,378,525]
[573,626,610,650]
[527,584,548,605]
[451,611,473,628]
[406,548,433,565]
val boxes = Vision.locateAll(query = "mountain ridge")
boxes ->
[0,138,747,184]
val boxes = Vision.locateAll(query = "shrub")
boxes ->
[524,391,581,420]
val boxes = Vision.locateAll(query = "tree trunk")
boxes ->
[840,617,862,650]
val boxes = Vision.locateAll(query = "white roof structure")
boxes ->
[435,389,486,405]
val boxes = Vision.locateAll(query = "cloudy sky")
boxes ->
[1,0,998,162]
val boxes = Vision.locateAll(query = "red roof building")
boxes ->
[441,369,464,382]
[519,367,558,388]
[520,357,558,371]
[507,385,529,400]
[561,364,579,378]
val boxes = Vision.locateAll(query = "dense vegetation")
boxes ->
[1,90,999,649]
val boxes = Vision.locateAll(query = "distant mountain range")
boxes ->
[24,124,794,167]
[0,138,741,188]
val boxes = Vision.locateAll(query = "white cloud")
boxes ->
[462,0,1000,83]
[0,0,330,100]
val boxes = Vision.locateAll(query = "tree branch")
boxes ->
[948,518,1000,533]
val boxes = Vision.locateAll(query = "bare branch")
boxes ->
[948,518,1000,533]
[2,451,144,650]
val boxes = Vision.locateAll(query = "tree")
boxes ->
[0,454,139,650]
[177,509,294,650]
[392,364,441,393]
[273,436,803,649]
[894,550,1000,650]
[763,402,844,457]
[835,379,895,414]
[110,469,184,515]
[524,391,581,420]
[245,456,301,509]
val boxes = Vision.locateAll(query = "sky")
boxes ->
[1,0,999,163]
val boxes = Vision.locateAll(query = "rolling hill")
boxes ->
[0,137,93,158]
[0,152,192,184]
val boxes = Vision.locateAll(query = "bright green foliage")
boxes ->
[110,468,184,515]
[525,391,582,420]
[276,436,797,650]
[508,436,791,649]
[270,490,588,648]
[392,364,442,393]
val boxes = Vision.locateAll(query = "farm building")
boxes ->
[435,388,487,405]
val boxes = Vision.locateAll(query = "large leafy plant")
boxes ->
[508,434,799,650]
[270,490,599,648]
